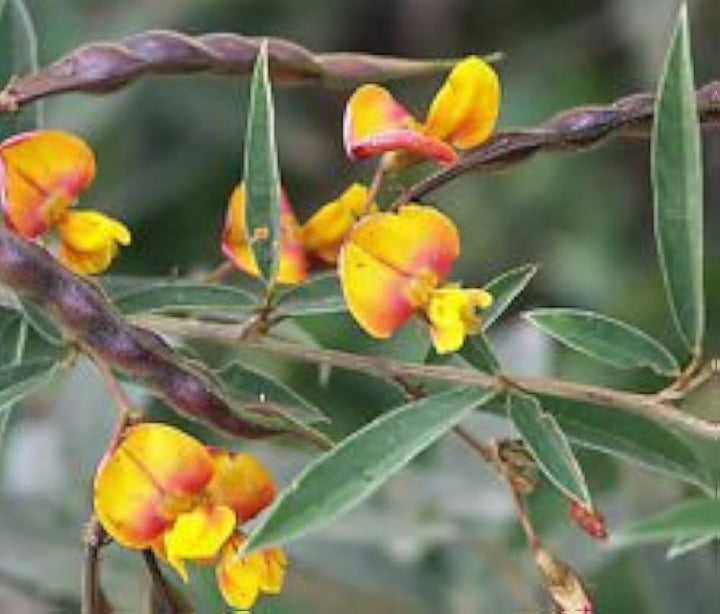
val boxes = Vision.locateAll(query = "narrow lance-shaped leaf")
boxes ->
[507,392,592,507]
[652,4,704,354]
[666,533,717,559]
[216,361,328,425]
[525,308,680,377]
[243,40,282,286]
[245,387,496,553]
[276,272,347,316]
[0,357,59,410]
[612,497,720,548]
[8,0,42,129]
[482,263,537,330]
[460,332,500,374]
[113,283,257,315]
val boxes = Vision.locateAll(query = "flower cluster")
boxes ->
[222,181,376,284]
[94,422,286,611]
[224,55,500,353]
[0,130,130,274]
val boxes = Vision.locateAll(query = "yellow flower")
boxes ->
[339,204,492,354]
[94,423,285,612]
[343,56,500,167]
[55,210,131,275]
[300,183,377,264]
[0,129,130,274]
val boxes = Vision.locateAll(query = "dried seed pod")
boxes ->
[0,227,276,438]
[534,545,594,614]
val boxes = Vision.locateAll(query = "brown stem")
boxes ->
[143,550,180,614]
[132,314,719,441]
[81,517,106,614]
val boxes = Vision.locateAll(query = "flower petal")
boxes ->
[94,423,214,549]
[424,56,500,150]
[0,130,96,237]
[426,286,493,354]
[206,450,276,523]
[300,183,376,264]
[56,209,131,274]
[217,536,287,611]
[217,541,262,611]
[221,183,307,284]
[163,504,236,580]
[339,205,460,338]
[343,84,456,164]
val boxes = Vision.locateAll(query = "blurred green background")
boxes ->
[1,0,719,612]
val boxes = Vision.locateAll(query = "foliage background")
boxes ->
[0,0,718,612]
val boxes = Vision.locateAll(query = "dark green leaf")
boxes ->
[18,298,63,345]
[217,361,328,424]
[652,5,704,353]
[188,565,230,613]
[482,264,537,330]
[245,387,495,552]
[459,332,500,373]
[5,0,42,130]
[113,282,257,315]
[243,40,282,285]
[507,392,591,506]
[535,395,712,491]
[525,308,680,377]
[0,357,59,410]
[613,497,720,547]
[0,310,26,365]
[666,533,717,559]
[276,272,347,316]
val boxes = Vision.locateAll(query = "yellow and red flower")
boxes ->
[338,204,492,354]
[343,56,500,167]
[222,183,307,284]
[222,182,376,282]
[0,129,130,274]
[94,423,286,612]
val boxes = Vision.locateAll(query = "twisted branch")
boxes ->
[0,30,478,112]
[394,80,720,205]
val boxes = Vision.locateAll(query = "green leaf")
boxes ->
[666,533,717,559]
[652,5,704,354]
[275,272,347,316]
[0,310,26,365]
[4,0,42,130]
[482,264,537,330]
[188,565,231,613]
[245,387,495,552]
[18,298,63,345]
[525,308,680,377]
[113,282,257,315]
[613,497,720,547]
[535,395,711,491]
[216,361,328,424]
[243,40,282,285]
[0,357,58,410]
[459,332,500,373]
[507,392,591,507]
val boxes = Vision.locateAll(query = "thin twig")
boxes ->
[143,550,181,614]
[132,313,718,440]
[81,517,106,614]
